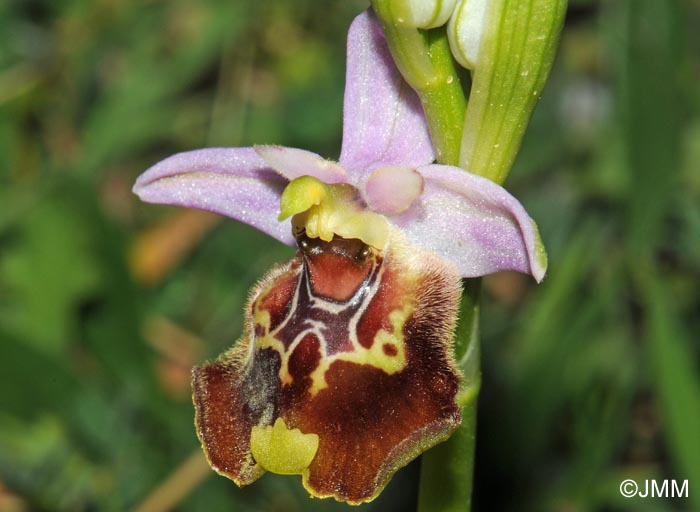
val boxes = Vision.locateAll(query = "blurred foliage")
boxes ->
[0,0,698,511]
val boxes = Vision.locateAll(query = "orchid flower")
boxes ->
[133,9,546,505]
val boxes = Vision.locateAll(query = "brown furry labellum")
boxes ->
[192,227,462,504]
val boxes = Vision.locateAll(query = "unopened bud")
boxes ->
[393,0,458,29]
[447,0,489,69]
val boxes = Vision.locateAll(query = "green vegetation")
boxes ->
[1,1,698,510]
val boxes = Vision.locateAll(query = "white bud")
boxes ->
[447,0,490,69]
[396,0,459,29]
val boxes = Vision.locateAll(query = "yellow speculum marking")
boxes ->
[251,216,416,397]
[250,417,319,475]
[252,264,415,397]
[306,302,413,395]
[255,298,413,396]
[252,290,293,385]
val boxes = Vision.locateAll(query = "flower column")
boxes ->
[370,1,567,510]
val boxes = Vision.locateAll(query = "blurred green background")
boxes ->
[1,0,698,511]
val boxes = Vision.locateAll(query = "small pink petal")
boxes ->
[255,146,347,184]
[363,165,424,214]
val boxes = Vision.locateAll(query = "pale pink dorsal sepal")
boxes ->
[395,164,547,281]
[255,145,348,184]
[339,10,435,179]
[132,147,295,246]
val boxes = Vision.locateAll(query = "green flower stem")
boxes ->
[459,0,567,184]
[371,1,467,166]
[418,279,481,512]
[418,30,468,167]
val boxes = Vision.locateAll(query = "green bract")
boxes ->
[458,0,568,184]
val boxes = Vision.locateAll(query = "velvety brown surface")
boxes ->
[192,233,462,503]
[192,361,257,483]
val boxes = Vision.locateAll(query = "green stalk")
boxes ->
[418,279,481,512]
[418,30,468,167]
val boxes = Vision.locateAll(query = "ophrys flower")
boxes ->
[133,9,546,504]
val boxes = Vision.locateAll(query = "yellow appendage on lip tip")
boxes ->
[278,175,389,249]
[250,418,319,475]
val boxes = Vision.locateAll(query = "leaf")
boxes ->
[619,0,683,256]
[0,191,101,353]
[643,275,700,509]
